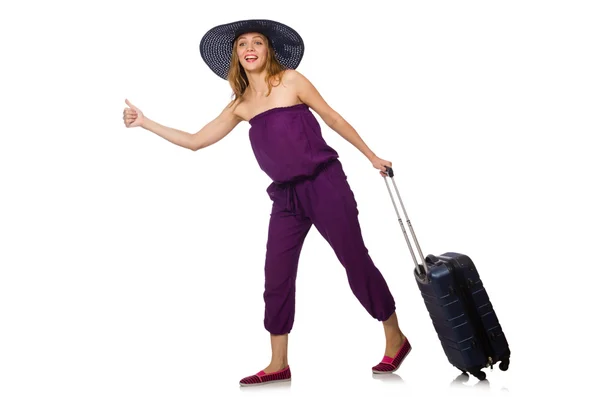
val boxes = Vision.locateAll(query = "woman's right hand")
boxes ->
[123,98,145,128]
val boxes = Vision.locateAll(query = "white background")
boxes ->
[1,0,598,396]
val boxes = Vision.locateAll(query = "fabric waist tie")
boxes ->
[285,183,299,214]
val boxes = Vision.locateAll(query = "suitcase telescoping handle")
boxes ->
[383,166,428,276]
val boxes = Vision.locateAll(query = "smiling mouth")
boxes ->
[244,56,258,63]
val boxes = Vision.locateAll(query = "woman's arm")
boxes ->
[287,70,378,161]
[141,101,243,151]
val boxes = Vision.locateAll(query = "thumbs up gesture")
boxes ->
[123,99,145,128]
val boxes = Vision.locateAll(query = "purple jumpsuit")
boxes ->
[248,103,396,335]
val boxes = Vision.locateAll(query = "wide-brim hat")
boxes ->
[199,19,304,80]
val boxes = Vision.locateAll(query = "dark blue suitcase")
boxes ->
[383,167,510,380]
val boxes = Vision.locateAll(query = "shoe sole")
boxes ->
[372,345,412,374]
[239,378,291,387]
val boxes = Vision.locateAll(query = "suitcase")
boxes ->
[382,166,511,380]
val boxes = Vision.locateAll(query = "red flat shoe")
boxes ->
[239,366,291,387]
[372,338,411,374]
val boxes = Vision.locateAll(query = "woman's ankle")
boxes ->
[264,361,288,372]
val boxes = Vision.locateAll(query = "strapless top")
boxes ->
[248,103,339,184]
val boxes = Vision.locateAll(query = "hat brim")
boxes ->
[199,19,304,80]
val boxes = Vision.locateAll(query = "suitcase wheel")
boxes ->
[499,359,510,371]
[470,370,486,381]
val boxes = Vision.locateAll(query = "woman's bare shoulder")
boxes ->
[280,69,302,86]
[279,69,315,98]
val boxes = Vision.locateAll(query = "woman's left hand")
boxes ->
[370,155,392,177]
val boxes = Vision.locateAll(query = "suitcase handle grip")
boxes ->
[383,166,428,276]
[385,166,394,178]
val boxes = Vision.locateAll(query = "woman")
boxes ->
[122,19,411,386]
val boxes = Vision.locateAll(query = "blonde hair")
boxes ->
[227,33,286,103]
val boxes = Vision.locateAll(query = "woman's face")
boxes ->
[235,32,268,73]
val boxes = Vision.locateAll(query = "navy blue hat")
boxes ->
[199,19,305,80]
